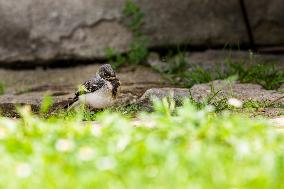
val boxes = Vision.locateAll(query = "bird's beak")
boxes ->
[110,77,121,86]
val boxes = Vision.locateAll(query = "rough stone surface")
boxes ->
[279,83,284,92]
[0,64,170,116]
[147,53,164,70]
[190,80,284,104]
[0,0,130,64]
[190,80,284,117]
[137,0,248,47]
[0,0,249,65]
[245,0,284,45]
[259,108,284,118]
[138,88,190,109]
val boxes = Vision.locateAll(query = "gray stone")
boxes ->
[245,0,284,45]
[0,0,249,65]
[259,108,284,118]
[0,64,170,116]
[0,92,71,117]
[190,80,284,104]
[138,88,190,108]
[0,0,130,64]
[146,52,170,73]
[137,0,248,47]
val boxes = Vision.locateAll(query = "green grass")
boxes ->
[0,99,283,188]
[158,51,284,90]
[0,82,5,95]
[105,48,127,69]
[123,0,144,34]
[51,103,142,122]
[154,51,225,88]
[226,59,284,90]
[106,0,149,68]
[111,103,142,117]
[187,83,284,116]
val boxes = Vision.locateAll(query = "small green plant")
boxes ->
[188,86,229,112]
[123,0,144,36]
[111,103,142,117]
[166,51,188,74]
[105,47,126,69]
[127,37,149,65]
[40,95,54,115]
[0,82,5,95]
[227,59,284,90]
[123,0,149,64]
[159,51,284,90]
[187,82,283,114]
[157,51,218,88]
[106,0,149,67]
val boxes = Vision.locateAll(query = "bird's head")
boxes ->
[97,64,117,81]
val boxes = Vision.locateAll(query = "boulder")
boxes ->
[137,0,248,47]
[190,80,284,104]
[0,0,248,65]
[245,0,284,45]
[190,80,284,117]
[138,88,190,108]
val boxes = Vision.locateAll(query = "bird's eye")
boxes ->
[104,73,110,78]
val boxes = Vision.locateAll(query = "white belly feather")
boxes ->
[78,87,114,109]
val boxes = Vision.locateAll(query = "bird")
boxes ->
[65,64,121,110]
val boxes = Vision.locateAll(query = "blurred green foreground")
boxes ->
[0,99,283,189]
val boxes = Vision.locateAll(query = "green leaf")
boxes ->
[40,95,54,114]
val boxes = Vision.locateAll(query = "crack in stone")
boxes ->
[58,18,119,42]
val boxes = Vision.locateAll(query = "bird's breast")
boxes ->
[79,89,114,109]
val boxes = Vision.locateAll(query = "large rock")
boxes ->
[137,88,190,111]
[137,0,248,47]
[190,80,284,117]
[0,0,249,65]
[245,0,284,45]
[0,0,131,64]
[139,88,190,103]
[190,80,284,103]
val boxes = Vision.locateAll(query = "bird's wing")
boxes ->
[74,77,105,99]
[64,77,105,109]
